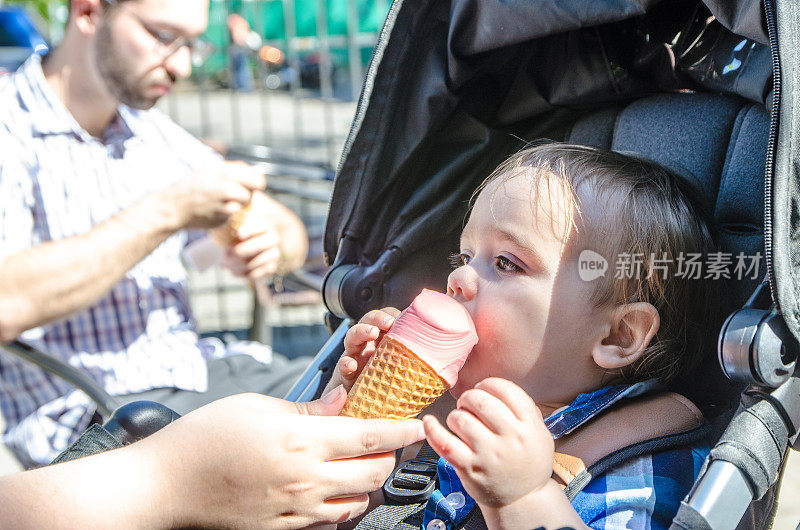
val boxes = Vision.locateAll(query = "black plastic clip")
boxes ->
[383,458,438,504]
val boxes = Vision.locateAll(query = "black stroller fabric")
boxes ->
[769,1,800,347]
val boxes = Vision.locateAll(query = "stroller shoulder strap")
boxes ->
[554,391,707,499]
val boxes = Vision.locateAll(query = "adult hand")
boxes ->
[143,389,424,529]
[220,191,284,280]
[165,161,266,230]
[0,389,423,529]
[219,190,309,280]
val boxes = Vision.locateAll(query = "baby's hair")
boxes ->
[476,142,719,383]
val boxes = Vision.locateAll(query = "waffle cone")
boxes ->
[212,201,254,247]
[340,336,448,419]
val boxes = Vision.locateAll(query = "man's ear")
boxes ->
[71,0,105,35]
[593,302,660,370]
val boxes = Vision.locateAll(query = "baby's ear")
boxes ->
[592,303,660,370]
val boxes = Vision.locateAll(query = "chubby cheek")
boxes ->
[455,292,549,393]
[455,318,531,391]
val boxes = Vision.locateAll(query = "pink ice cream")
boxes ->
[385,289,478,388]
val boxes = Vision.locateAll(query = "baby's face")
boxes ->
[447,172,609,409]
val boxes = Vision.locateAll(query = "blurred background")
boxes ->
[1,0,385,360]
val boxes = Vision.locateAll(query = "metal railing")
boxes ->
[163,0,385,166]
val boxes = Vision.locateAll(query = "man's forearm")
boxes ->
[0,189,181,341]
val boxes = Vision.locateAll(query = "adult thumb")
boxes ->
[296,385,347,416]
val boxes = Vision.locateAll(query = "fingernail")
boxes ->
[321,384,344,404]
[382,316,394,326]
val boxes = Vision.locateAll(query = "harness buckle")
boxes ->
[383,458,438,504]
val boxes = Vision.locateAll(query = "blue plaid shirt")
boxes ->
[422,380,710,529]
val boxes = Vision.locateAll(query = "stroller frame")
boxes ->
[675,0,800,526]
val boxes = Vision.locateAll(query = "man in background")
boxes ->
[0,0,310,466]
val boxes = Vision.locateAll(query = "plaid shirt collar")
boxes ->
[17,54,136,145]
[544,378,662,438]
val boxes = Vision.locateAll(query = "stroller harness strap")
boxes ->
[356,443,439,530]
[357,391,709,529]
[553,391,705,495]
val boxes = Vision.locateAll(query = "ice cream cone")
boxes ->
[212,200,255,248]
[340,289,478,420]
[340,336,448,419]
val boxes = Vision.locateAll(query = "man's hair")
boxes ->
[100,0,135,11]
[69,0,132,17]
[477,142,720,384]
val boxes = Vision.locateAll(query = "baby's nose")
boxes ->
[447,266,478,302]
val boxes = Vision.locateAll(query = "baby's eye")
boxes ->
[449,252,471,268]
[495,255,522,272]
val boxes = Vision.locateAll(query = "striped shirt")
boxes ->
[423,380,711,529]
[0,54,255,466]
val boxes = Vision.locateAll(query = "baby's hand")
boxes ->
[423,378,554,510]
[323,307,401,395]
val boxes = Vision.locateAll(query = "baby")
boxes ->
[327,143,718,529]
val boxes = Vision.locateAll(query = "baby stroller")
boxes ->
[29,0,797,528]
[286,0,798,528]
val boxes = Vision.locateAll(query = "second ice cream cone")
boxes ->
[213,200,255,248]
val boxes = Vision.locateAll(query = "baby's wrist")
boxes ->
[480,480,583,530]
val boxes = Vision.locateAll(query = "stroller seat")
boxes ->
[563,95,771,464]
[567,92,767,311]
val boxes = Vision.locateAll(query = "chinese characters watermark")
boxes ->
[578,250,762,281]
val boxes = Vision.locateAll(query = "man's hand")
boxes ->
[220,191,282,279]
[219,190,310,280]
[166,161,266,230]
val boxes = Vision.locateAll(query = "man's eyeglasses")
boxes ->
[103,0,207,64]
